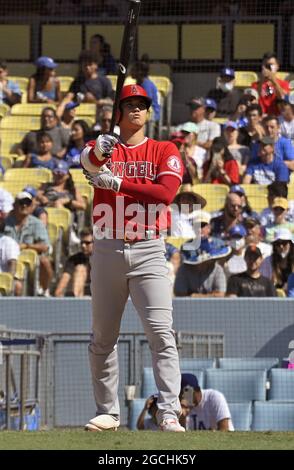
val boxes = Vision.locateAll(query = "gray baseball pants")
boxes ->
[89,238,182,422]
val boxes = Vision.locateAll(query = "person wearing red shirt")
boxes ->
[203,136,239,185]
[80,84,185,433]
[251,52,290,116]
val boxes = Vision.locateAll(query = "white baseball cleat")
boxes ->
[85,414,120,432]
[159,418,185,432]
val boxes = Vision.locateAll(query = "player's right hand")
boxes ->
[94,134,118,159]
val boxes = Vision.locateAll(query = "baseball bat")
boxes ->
[109,0,141,133]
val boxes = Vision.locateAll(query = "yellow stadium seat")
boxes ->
[149,76,172,98]
[11,103,56,116]
[46,207,72,242]
[4,168,52,186]
[234,71,258,88]
[47,222,63,276]
[276,72,289,81]
[0,103,10,118]
[76,103,96,116]
[0,180,26,196]
[75,115,95,127]
[0,129,27,155]
[18,249,39,295]
[0,272,14,296]
[165,236,190,250]
[287,184,294,199]
[69,169,85,184]
[276,288,286,298]
[0,156,14,171]
[213,117,227,125]
[15,260,29,295]
[191,184,229,212]
[58,76,74,93]
[106,74,117,89]
[8,76,29,93]
[240,184,268,212]
[0,115,41,130]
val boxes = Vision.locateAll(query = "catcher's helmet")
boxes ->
[119,84,152,109]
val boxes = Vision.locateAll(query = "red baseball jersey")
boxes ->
[251,79,290,115]
[84,138,183,238]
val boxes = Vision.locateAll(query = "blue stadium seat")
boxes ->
[218,357,279,370]
[205,370,267,402]
[180,358,216,370]
[129,398,147,430]
[252,401,294,431]
[228,402,252,431]
[268,369,294,400]
[141,367,204,398]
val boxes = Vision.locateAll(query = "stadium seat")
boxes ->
[0,103,10,118]
[0,115,41,130]
[191,184,229,212]
[165,236,190,250]
[240,184,268,212]
[218,357,279,371]
[149,76,172,98]
[180,358,216,370]
[58,76,74,93]
[205,369,267,402]
[4,168,52,186]
[0,180,27,196]
[15,260,29,296]
[75,103,96,116]
[252,401,294,431]
[69,169,85,184]
[234,71,258,88]
[46,207,72,244]
[0,156,14,171]
[11,103,56,116]
[0,129,27,155]
[228,402,252,431]
[128,398,146,430]
[276,71,289,81]
[287,184,294,199]
[0,272,14,296]
[18,249,39,296]
[47,222,63,277]
[268,369,294,400]
[141,367,205,398]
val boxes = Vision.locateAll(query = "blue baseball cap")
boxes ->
[65,101,80,111]
[35,56,57,69]
[220,67,235,79]
[23,186,37,198]
[230,184,245,196]
[53,160,70,174]
[228,224,247,238]
[224,120,238,130]
[181,373,199,390]
[205,98,217,110]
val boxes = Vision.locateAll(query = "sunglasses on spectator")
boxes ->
[81,240,93,245]
[230,204,242,208]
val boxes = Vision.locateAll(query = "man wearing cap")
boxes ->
[210,193,244,240]
[260,182,294,227]
[206,68,243,118]
[264,197,294,243]
[204,98,222,135]
[243,135,289,184]
[180,373,234,431]
[57,101,80,130]
[4,192,52,296]
[224,224,247,278]
[226,244,276,297]
[185,97,220,151]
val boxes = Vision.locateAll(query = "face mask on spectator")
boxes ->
[219,81,234,93]
[228,238,245,250]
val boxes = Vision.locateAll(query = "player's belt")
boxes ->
[102,228,159,242]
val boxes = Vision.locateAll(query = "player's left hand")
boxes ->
[83,167,122,192]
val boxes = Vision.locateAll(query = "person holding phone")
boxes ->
[250,52,290,116]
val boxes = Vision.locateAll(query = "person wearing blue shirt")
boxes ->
[243,136,289,184]
[287,273,294,297]
[130,61,161,123]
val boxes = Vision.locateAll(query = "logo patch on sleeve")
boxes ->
[167,155,181,173]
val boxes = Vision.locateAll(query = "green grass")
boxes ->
[0,430,294,450]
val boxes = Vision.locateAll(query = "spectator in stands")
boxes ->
[57,101,80,129]
[37,160,86,212]
[177,122,207,181]
[54,227,93,297]
[0,187,14,217]
[224,225,247,278]
[174,237,230,297]
[165,242,182,290]
[23,132,57,169]
[206,67,242,118]
[185,97,221,150]
[229,95,249,129]
[64,50,113,107]
[202,136,239,186]
[251,52,290,115]
[169,132,196,187]
[262,115,294,171]
[92,104,120,138]
[244,216,272,259]
[171,191,207,238]
[264,198,294,242]
[0,199,19,276]
[130,60,161,124]
[279,100,294,145]
[137,394,159,431]
[223,121,251,176]
[0,61,22,106]
[287,272,294,297]
[89,33,117,75]
[65,119,91,168]
[239,104,265,147]
[226,244,276,297]
[260,228,294,293]
[210,193,244,240]
[229,185,258,221]
[4,191,53,296]
[17,107,70,159]
[205,98,217,122]
[260,182,294,227]
[28,56,61,104]
[243,136,289,184]
[23,185,48,227]
[180,373,234,431]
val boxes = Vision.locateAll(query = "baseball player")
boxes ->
[80,84,185,432]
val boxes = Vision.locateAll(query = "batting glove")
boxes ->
[84,168,122,193]
[94,134,118,159]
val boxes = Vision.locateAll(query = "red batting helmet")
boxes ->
[119,84,152,109]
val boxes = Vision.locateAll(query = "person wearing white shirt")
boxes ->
[0,204,20,275]
[180,373,234,431]
[279,100,294,146]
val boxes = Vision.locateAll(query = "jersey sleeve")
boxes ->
[211,391,233,425]
[156,142,184,183]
